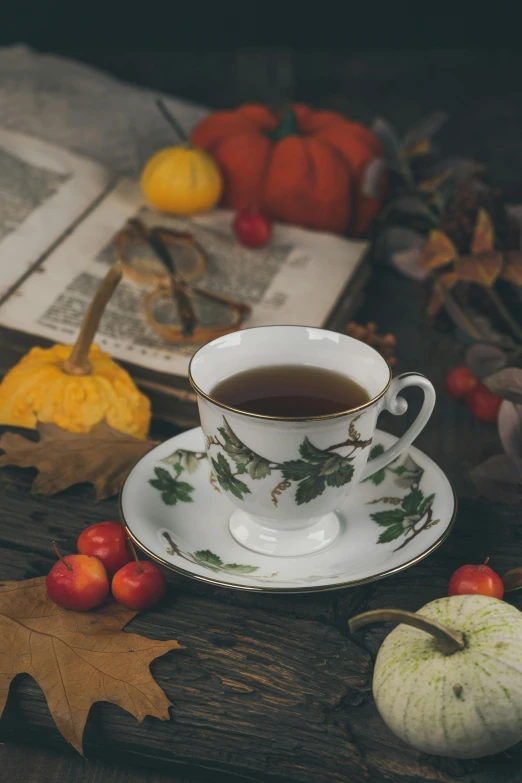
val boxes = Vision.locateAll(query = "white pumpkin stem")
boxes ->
[62,264,123,376]
[349,609,465,656]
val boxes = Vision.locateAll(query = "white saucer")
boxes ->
[119,427,456,594]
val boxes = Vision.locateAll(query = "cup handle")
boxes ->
[359,373,436,482]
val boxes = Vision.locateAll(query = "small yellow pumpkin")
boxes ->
[0,265,151,439]
[141,100,223,215]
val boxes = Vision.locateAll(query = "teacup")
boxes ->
[189,325,435,557]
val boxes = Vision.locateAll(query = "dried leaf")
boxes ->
[379,194,436,222]
[503,567,522,593]
[466,344,507,378]
[421,230,457,270]
[432,283,491,341]
[376,226,429,281]
[0,422,157,500]
[361,157,387,198]
[484,367,522,404]
[470,454,522,504]
[498,401,522,472]
[418,171,452,193]
[455,252,503,287]
[0,577,180,754]
[406,139,431,157]
[424,157,485,182]
[502,250,522,286]
[466,314,514,347]
[392,247,429,281]
[370,117,400,167]
[400,111,449,153]
[426,272,459,315]
[470,208,495,255]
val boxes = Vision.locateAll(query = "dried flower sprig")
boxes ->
[345,322,397,368]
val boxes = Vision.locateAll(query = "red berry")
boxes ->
[77,521,132,576]
[46,550,109,611]
[466,383,502,423]
[444,366,478,399]
[233,209,272,248]
[448,559,504,599]
[112,560,167,610]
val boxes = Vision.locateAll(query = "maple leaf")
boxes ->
[0,576,180,754]
[0,422,157,500]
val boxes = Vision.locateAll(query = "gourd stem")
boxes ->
[349,609,465,656]
[156,98,190,145]
[62,264,123,376]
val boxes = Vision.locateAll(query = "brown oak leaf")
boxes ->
[0,576,181,754]
[0,422,157,500]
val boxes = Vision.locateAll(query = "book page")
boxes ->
[0,179,367,378]
[0,127,112,300]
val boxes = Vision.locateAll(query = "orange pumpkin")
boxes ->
[191,104,387,236]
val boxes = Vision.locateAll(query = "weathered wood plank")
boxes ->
[1,272,521,782]
[2,42,522,780]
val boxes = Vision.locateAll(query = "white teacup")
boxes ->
[189,326,435,557]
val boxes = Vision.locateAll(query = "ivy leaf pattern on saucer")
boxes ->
[193,550,259,575]
[148,467,195,506]
[364,443,386,485]
[366,451,439,550]
[162,534,270,580]
[149,431,439,557]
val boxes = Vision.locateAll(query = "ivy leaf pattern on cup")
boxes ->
[211,452,252,500]
[206,416,370,507]
[217,418,272,479]
[280,441,355,504]
[150,432,439,555]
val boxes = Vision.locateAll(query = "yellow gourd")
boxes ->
[141,100,223,215]
[0,265,151,439]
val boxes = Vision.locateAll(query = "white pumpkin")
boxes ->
[350,595,522,759]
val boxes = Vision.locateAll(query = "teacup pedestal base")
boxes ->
[228,510,341,557]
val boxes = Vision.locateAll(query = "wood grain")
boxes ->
[2,47,522,783]
[1,267,521,782]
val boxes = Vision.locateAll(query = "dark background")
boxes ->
[2,8,522,783]
[1,6,521,201]
[0,1,519,48]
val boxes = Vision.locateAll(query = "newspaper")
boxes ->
[0,127,112,300]
[0,179,367,378]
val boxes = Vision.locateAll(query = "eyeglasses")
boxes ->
[113,218,251,343]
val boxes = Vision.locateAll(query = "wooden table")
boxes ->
[1,47,522,783]
[1,265,520,783]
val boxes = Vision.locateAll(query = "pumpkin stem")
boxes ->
[266,107,301,142]
[156,98,190,145]
[349,609,465,656]
[62,264,123,376]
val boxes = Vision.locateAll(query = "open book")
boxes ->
[0,128,370,426]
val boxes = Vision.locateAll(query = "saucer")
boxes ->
[119,427,456,594]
